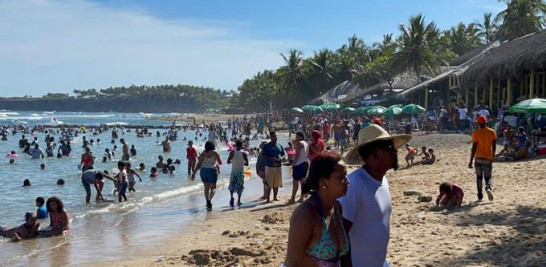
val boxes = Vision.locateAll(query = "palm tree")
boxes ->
[393,14,447,78]
[277,49,305,105]
[477,12,498,43]
[495,0,546,41]
[306,49,336,95]
[448,22,482,56]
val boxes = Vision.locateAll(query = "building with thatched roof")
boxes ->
[395,42,499,109]
[460,30,546,109]
[311,71,426,105]
[395,30,546,111]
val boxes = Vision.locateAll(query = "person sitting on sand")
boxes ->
[418,146,430,160]
[436,182,464,207]
[505,142,531,161]
[40,197,70,237]
[420,148,436,165]
[284,152,349,267]
[405,144,416,166]
[496,122,515,157]
[515,126,527,150]
[0,212,40,242]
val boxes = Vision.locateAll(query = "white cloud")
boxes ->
[0,0,300,96]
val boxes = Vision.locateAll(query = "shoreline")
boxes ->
[87,132,546,267]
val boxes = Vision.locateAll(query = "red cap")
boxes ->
[372,118,382,125]
[476,115,487,124]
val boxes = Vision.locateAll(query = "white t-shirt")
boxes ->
[478,109,490,118]
[458,108,468,120]
[339,168,392,267]
[293,140,308,166]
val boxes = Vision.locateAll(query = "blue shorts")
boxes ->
[119,182,128,196]
[292,162,309,181]
[200,168,218,184]
[82,178,91,195]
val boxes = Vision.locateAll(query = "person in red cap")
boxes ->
[469,115,497,202]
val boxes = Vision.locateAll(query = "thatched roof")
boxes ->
[461,30,546,86]
[450,45,490,66]
[311,71,425,104]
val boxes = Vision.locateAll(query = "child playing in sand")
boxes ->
[405,144,416,166]
[436,182,464,207]
[126,162,142,192]
[420,148,436,165]
[418,146,430,160]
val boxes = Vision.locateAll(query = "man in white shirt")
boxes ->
[288,131,309,204]
[340,124,411,267]
[458,105,468,133]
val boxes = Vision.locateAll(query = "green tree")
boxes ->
[477,12,498,43]
[447,22,482,56]
[495,0,546,41]
[393,14,448,77]
[277,49,305,106]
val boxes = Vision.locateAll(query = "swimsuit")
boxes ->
[306,193,350,266]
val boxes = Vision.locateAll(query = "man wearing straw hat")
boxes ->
[340,124,411,267]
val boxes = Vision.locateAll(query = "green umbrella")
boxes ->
[291,107,304,113]
[508,98,546,113]
[366,105,387,115]
[301,105,318,111]
[402,104,426,114]
[355,106,370,114]
[320,103,341,111]
[384,106,403,117]
[342,107,356,112]
[388,104,404,109]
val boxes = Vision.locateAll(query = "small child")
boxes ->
[40,163,46,170]
[436,182,464,207]
[418,146,430,160]
[138,163,146,171]
[421,148,436,165]
[285,142,295,165]
[116,161,128,203]
[36,197,48,219]
[126,162,142,192]
[405,144,416,166]
[150,167,159,178]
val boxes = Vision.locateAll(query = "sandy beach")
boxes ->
[90,132,546,267]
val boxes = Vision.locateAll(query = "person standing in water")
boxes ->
[186,141,197,176]
[227,140,249,207]
[120,138,130,161]
[193,141,222,211]
[80,146,94,172]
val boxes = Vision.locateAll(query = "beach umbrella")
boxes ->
[355,106,370,114]
[402,104,426,114]
[388,104,404,109]
[320,103,341,111]
[366,105,387,115]
[342,107,355,112]
[384,106,403,117]
[291,107,304,113]
[301,105,318,111]
[508,98,546,113]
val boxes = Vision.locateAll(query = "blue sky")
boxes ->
[0,0,504,97]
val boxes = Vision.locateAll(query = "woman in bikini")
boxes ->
[284,152,350,267]
[80,146,94,173]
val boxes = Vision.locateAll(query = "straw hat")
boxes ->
[344,124,411,164]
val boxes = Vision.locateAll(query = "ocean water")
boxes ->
[0,111,290,266]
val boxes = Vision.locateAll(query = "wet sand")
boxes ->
[99,133,546,267]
